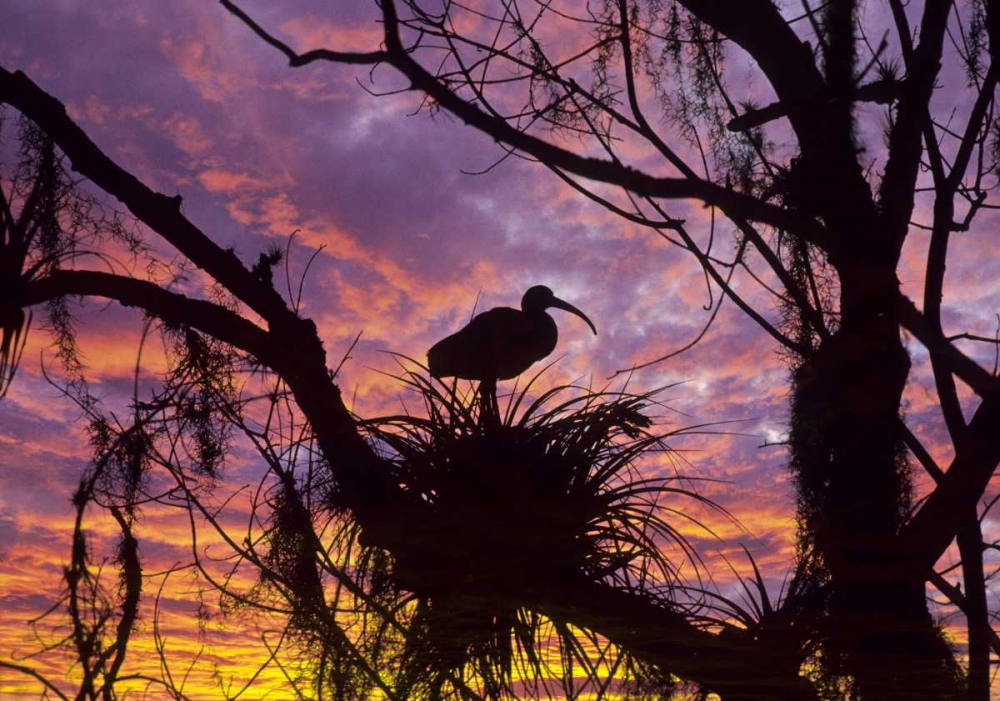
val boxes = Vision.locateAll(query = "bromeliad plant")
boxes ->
[356,361,729,697]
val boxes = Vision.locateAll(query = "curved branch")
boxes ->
[727,78,902,133]
[0,661,69,700]
[903,390,1000,572]
[879,0,952,247]
[896,293,998,396]
[219,0,388,66]
[102,506,141,697]
[23,270,274,364]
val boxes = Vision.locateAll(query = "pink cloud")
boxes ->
[163,112,213,156]
[278,16,383,55]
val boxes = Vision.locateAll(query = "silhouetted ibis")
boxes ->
[427,286,597,388]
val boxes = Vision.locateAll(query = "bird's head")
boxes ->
[521,285,597,335]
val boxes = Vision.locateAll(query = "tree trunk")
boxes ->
[791,263,960,700]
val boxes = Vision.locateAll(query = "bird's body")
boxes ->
[428,306,558,381]
[427,286,595,383]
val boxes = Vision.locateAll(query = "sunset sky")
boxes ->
[1,1,999,698]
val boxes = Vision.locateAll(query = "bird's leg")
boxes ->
[478,378,499,430]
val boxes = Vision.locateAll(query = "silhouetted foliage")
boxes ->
[0,114,141,397]
[5,0,1000,698]
[357,366,719,697]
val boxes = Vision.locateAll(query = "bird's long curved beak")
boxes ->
[549,297,597,335]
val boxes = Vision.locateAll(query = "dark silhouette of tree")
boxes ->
[3,0,1000,698]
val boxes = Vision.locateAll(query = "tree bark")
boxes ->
[793,261,960,700]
